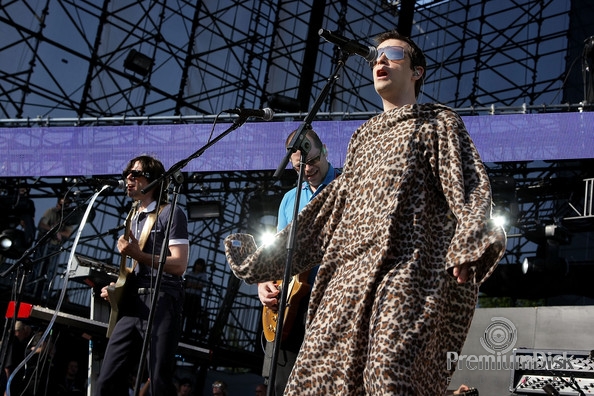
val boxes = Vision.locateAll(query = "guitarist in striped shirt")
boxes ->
[258,129,340,395]
[95,155,189,396]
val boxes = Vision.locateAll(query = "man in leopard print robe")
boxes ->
[225,30,506,395]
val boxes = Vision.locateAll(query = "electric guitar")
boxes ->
[106,202,137,337]
[262,270,310,343]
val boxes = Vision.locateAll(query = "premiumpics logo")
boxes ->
[446,316,576,371]
[479,317,517,354]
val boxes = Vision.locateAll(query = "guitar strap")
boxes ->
[130,203,166,272]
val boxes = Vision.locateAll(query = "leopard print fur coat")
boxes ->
[225,103,507,395]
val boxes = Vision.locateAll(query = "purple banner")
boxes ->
[0,112,592,177]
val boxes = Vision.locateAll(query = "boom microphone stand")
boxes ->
[267,49,352,396]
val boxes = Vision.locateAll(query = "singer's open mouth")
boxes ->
[376,69,389,78]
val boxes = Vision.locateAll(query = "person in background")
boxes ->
[211,380,227,396]
[54,359,86,396]
[95,155,189,396]
[128,375,150,396]
[2,320,54,396]
[2,320,34,395]
[225,29,506,394]
[11,183,36,248]
[255,383,267,396]
[257,128,339,395]
[33,195,74,300]
[36,196,74,246]
[176,378,192,396]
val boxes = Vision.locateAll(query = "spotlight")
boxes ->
[0,229,27,259]
[490,176,518,231]
[124,49,154,77]
[492,206,512,230]
[544,224,571,245]
[522,256,543,275]
[524,224,572,245]
[522,255,568,277]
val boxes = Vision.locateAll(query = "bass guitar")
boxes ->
[262,270,310,343]
[106,202,137,337]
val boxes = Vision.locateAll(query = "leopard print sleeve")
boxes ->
[224,176,344,284]
[434,106,507,284]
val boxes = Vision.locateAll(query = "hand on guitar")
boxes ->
[100,283,115,302]
[258,281,280,311]
[118,232,141,259]
[452,384,478,395]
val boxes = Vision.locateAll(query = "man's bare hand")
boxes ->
[452,263,471,283]
[100,282,115,301]
[258,281,280,311]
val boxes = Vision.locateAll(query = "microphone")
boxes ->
[106,224,126,235]
[318,29,377,62]
[90,178,126,189]
[224,107,275,121]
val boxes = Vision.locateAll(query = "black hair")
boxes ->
[373,30,427,98]
[123,155,168,202]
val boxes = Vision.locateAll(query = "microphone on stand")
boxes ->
[223,107,275,121]
[106,224,126,236]
[318,29,378,62]
[89,178,126,190]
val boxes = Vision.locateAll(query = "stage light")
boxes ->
[524,223,572,245]
[0,228,27,259]
[492,206,511,230]
[259,230,278,247]
[521,256,542,275]
[124,49,154,77]
[544,224,571,245]
[246,194,283,244]
[187,201,222,220]
[490,176,518,231]
[521,252,568,277]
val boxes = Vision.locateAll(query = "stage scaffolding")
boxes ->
[1,0,594,373]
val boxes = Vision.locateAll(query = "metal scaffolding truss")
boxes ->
[2,1,592,120]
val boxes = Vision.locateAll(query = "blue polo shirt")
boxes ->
[277,163,339,231]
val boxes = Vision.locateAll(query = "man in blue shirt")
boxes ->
[258,129,340,396]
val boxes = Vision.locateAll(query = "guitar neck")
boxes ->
[118,201,137,275]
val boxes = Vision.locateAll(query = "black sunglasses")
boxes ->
[122,169,151,179]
